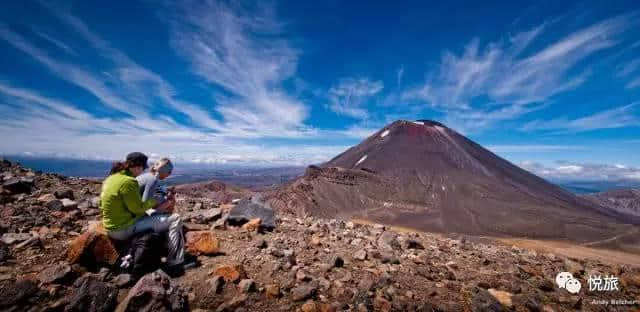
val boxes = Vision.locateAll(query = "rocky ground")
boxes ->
[0,158,639,311]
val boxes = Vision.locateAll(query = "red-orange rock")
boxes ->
[185,231,220,255]
[373,295,392,312]
[264,284,281,299]
[241,218,261,232]
[319,303,337,312]
[301,300,319,312]
[67,222,118,266]
[212,264,247,283]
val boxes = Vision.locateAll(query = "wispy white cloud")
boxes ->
[520,102,640,132]
[402,13,638,132]
[167,1,309,137]
[0,2,372,164]
[616,57,640,89]
[0,83,346,165]
[32,29,76,55]
[627,76,640,89]
[616,58,640,77]
[327,77,383,119]
[0,24,140,116]
[44,5,224,131]
[520,160,640,182]
[396,67,404,86]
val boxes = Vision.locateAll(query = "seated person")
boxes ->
[100,152,185,272]
[137,158,174,213]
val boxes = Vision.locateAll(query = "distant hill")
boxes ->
[582,188,640,218]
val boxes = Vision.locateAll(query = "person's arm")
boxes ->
[121,179,156,216]
[140,176,156,202]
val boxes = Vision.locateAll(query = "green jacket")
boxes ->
[100,170,156,231]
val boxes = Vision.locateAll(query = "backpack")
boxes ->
[117,231,167,277]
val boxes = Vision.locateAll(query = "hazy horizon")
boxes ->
[4,154,639,194]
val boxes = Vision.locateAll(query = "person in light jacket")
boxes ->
[99,152,184,270]
[137,157,174,204]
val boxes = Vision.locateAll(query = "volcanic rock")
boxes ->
[61,198,78,210]
[215,294,247,312]
[472,288,508,312]
[301,300,318,312]
[212,214,228,230]
[0,279,39,308]
[38,263,72,284]
[238,278,256,293]
[113,274,132,288]
[207,275,225,294]
[377,231,400,251]
[67,222,119,267]
[241,218,262,232]
[90,196,101,208]
[1,232,32,245]
[115,270,188,312]
[65,273,118,312]
[45,199,64,210]
[254,239,268,249]
[291,285,316,301]
[202,208,222,222]
[265,284,281,299]
[54,189,75,200]
[0,243,9,262]
[213,264,247,283]
[38,193,56,202]
[2,177,33,194]
[185,231,220,255]
[353,249,367,261]
[228,196,275,229]
[328,255,344,268]
[488,289,513,308]
[403,238,424,250]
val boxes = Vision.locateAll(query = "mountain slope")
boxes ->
[267,120,639,245]
[582,188,640,218]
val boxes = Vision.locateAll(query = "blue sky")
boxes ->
[0,0,639,182]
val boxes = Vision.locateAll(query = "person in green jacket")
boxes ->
[100,152,185,268]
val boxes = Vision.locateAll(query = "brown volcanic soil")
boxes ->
[266,120,640,246]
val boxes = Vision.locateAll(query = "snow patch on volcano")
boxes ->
[380,129,390,138]
[355,155,367,166]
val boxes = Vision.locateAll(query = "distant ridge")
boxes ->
[582,188,640,218]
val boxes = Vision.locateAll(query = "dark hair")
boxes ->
[109,160,135,175]
[109,152,149,175]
